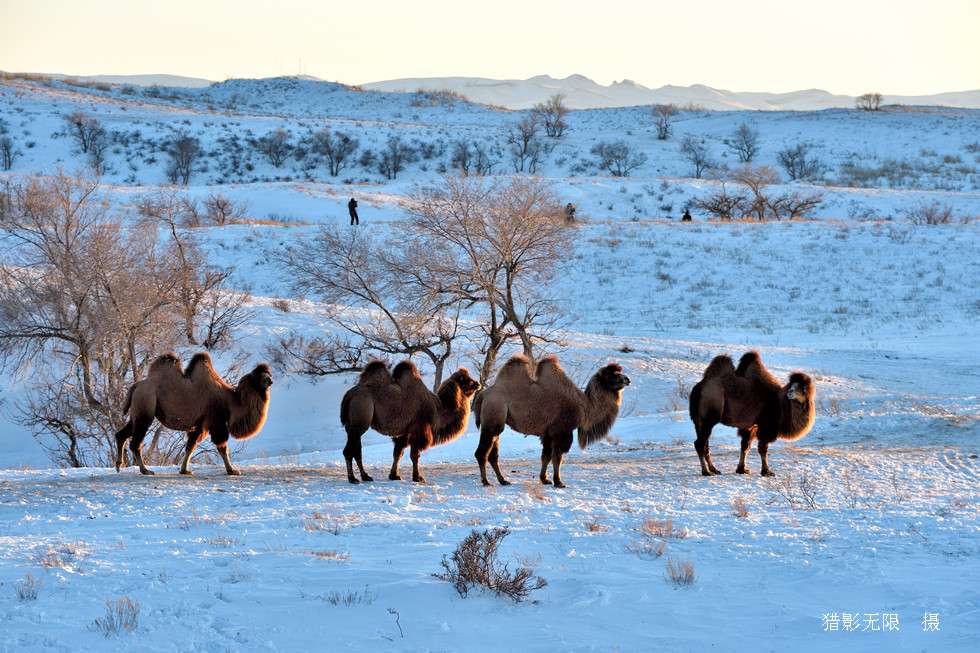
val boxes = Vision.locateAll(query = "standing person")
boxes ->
[348,197,359,225]
[564,202,576,222]
[682,209,692,222]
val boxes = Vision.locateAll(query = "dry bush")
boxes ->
[730,497,750,518]
[640,516,687,539]
[90,596,141,637]
[904,200,954,225]
[766,472,819,509]
[435,527,547,602]
[523,480,551,502]
[28,540,88,571]
[664,556,698,588]
[585,516,608,533]
[305,549,351,562]
[623,535,666,558]
[304,509,341,534]
[13,573,43,601]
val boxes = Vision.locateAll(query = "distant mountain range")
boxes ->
[17,72,980,111]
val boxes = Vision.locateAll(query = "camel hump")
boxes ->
[148,351,183,376]
[701,354,736,380]
[392,360,422,385]
[736,351,780,388]
[494,355,535,385]
[358,360,391,385]
[185,352,215,374]
[535,356,577,393]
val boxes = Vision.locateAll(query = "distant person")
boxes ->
[348,197,359,225]
[682,209,692,222]
[564,202,576,222]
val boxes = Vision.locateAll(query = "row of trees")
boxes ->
[269,174,573,389]
[0,173,252,467]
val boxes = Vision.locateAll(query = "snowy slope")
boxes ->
[0,75,978,652]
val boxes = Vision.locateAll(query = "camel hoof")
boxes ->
[226,469,242,476]
[499,479,512,486]
[762,470,776,477]
[413,476,427,484]
[141,469,157,476]
[482,480,493,487]
[540,478,553,485]
[348,476,360,484]
[361,474,374,482]
[554,481,567,489]
[179,469,193,476]
[736,467,750,475]
[701,470,717,477]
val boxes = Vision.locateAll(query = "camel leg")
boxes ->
[539,435,554,485]
[476,430,509,486]
[179,427,207,475]
[389,435,408,481]
[410,444,426,484]
[343,428,373,484]
[128,416,156,476]
[487,439,510,486]
[736,429,754,474]
[114,422,133,472]
[210,426,240,476]
[694,429,718,476]
[758,439,775,477]
[551,432,573,489]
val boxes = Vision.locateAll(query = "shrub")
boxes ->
[664,556,698,588]
[13,573,43,601]
[435,527,547,602]
[904,199,953,225]
[90,596,141,637]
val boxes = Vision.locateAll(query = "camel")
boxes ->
[339,359,481,484]
[473,355,631,488]
[688,351,815,477]
[114,352,274,476]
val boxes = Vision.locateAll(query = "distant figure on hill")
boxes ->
[348,197,359,225]
[564,202,576,222]
[682,209,692,222]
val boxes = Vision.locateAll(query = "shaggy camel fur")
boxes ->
[114,352,273,476]
[473,355,631,488]
[689,351,814,477]
[339,360,481,484]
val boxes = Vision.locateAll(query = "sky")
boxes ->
[1,0,977,96]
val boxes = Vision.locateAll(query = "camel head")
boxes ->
[595,363,631,393]
[447,367,481,397]
[785,372,813,404]
[248,364,274,391]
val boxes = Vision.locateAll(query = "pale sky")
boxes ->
[1,0,977,95]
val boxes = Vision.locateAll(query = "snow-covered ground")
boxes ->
[0,75,978,651]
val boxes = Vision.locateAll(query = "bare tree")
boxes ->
[693,183,749,220]
[377,134,415,180]
[309,127,359,177]
[134,189,253,347]
[729,123,760,163]
[273,226,460,388]
[165,133,200,184]
[202,191,249,225]
[63,111,100,153]
[404,175,574,381]
[856,92,884,111]
[451,139,474,175]
[680,135,713,179]
[651,104,679,140]
[256,127,292,168]
[507,115,546,173]
[0,173,193,467]
[0,136,18,171]
[776,143,822,181]
[591,140,648,177]
[532,93,570,138]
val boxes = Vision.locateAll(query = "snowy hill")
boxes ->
[362,73,980,111]
[0,73,978,651]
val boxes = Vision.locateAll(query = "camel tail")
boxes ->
[688,381,702,430]
[121,384,136,416]
[339,388,353,426]
[472,390,484,429]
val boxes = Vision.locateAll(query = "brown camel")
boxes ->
[339,359,481,484]
[473,355,631,488]
[114,352,274,476]
[689,351,815,477]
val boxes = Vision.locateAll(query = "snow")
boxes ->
[0,75,978,651]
